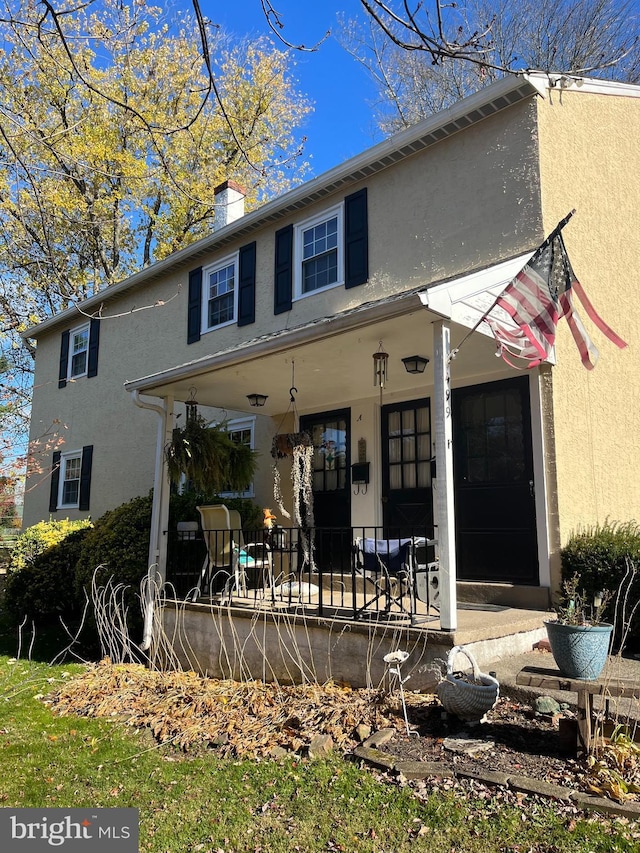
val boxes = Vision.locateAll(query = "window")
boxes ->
[294,205,343,298]
[59,451,82,507]
[69,325,89,378]
[220,417,255,498]
[49,446,93,512]
[58,319,100,388]
[202,255,237,331]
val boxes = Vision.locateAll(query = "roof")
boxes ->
[123,252,532,397]
[23,71,640,340]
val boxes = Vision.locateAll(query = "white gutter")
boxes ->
[132,390,172,650]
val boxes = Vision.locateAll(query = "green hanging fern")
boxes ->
[165,414,257,494]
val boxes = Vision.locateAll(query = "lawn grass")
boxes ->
[1,656,639,852]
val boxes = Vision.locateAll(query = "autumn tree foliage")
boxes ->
[0,0,311,469]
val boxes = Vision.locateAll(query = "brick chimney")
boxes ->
[214,180,245,230]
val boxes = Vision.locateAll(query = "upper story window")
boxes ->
[69,324,89,378]
[58,319,100,388]
[202,254,237,331]
[294,205,343,298]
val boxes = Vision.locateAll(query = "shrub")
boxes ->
[73,494,153,604]
[3,527,92,620]
[10,518,93,572]
[560,520,640,648]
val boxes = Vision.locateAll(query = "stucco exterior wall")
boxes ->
[536,90,640,548]
[24,96,544,529]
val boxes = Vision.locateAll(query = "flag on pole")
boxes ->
[482,221,627,370]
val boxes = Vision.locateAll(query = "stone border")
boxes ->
[351,744,640,821]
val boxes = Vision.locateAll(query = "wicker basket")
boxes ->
[436,645,500,722]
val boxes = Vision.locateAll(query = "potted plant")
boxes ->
[545,575,613,681]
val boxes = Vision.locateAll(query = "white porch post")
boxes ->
[132,391,173,649]
[433,320,457,631]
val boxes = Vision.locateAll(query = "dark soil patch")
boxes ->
[379,694,586,789]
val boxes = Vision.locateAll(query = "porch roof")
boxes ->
[124,253,532,415]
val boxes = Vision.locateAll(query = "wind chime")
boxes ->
[373,340,389,406]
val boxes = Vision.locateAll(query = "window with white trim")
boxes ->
[294,204,343,298]
[220,416,255,498]
[69,324,90,379]
[59,451,82,508]
[202,253,237,331]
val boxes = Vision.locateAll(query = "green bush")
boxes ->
[73,494,153,604]
[560,520,640,649]
[10,518,93,572]
[4,527,92,620]
[3,491,265,657]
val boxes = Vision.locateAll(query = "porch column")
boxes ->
[132,391,174,649]
[433,320,457,631]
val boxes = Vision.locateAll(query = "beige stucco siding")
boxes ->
[25,95,548,529]
[537,90,640,545]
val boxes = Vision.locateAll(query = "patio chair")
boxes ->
[353,537,415,617]
[196,505,272,600]
[353,536,439,620]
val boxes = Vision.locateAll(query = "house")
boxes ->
[22,72,638,652]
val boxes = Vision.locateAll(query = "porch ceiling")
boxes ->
[125,304,505,417]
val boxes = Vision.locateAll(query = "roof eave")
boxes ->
[24,72,548,341]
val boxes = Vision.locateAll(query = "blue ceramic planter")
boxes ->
[545,620,613,681]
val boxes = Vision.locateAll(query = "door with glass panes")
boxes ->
[381,399,434,537]
[299,409,351,570]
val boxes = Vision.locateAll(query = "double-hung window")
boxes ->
[59,451,82,508]
[203,254,237,331]
[59,319,100,388]
[69,324,90,379]
[294,205,343,298]
[49,445,93,512]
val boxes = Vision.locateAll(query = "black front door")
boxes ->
[381,398,434,537]
[299,409,351,570]
[452,376,538,584]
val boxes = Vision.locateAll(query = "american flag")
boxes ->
[484,229,626,369]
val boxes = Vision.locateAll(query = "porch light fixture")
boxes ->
[401,355,430,374]
[373,341,389,388]
[247,393,268,407]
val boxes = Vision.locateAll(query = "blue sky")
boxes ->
[202,1,384,176]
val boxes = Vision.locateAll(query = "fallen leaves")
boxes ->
[42,659,400,759]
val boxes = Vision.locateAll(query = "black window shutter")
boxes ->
[344,188,369,289]
[274,224,293,314]
[58,331,70,389]
[79,445,93,511]
[237,242,256,327]
[87,318,100,378]
[187,267,203,344]
[49,451,61,512]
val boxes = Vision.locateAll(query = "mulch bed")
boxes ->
[43,659,640,805]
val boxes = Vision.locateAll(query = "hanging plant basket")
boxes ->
[271,432,313,459]
[165,412,256,494]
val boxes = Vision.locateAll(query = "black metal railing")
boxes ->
[164,525,440,623]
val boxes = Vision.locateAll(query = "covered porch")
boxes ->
[124,254,556,653]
